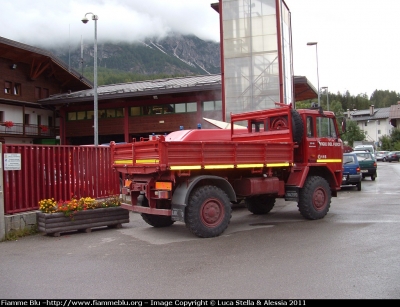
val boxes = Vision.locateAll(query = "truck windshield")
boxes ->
[317,117,337,138]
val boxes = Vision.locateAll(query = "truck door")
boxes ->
[305,115,342,166]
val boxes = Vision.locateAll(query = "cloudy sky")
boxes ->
[1,0,399,97]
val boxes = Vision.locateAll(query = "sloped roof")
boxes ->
[389,103,400,120]
[350,107,390,121]
[0,36,92,91]
[39,74,317,105]
[40,74,222,104]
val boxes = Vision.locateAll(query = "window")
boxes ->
[116,108,124,117]
[203,100,222,111]
[306,116,314,137]
[13,83,21,96]
[106,109,115,118]
[187,102,197,112]
[68,113,77,121]
[4,81,11,94]
[175,103,186,113]
[130,107,141,116]
[67,108,125,121]
[77,111,86,120]
[42,88,49,98]
[24,114,30,124]
[317,117,336,138]
[35,87,41,99]
[99,110,107,118]
[0,111,4,122]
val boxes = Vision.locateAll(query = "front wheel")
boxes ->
[298,176,331,220]
[185,185,232,238]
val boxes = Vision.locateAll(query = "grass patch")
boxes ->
[3,225,38,241]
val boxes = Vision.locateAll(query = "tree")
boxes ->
[379,135,391,150]
[389,128,400,150]
[341,120,366,147]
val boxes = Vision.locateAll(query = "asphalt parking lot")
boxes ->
[0,161,399,299]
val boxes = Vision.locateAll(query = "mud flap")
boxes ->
[285,186,299,201]
[171,204,185,222]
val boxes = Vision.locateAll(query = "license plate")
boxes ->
[360,170,368,173]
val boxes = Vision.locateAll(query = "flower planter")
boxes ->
[37,207,129,237]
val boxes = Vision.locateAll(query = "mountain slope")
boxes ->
[52,34,221,84]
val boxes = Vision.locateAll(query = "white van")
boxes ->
[353,145,375,159]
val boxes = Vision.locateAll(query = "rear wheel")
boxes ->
[298,176,331,220]
[357,181,362,191]
[245,195,275,215]
[141,214,175,227]
[140,197,175,228]
[185,185,232,238]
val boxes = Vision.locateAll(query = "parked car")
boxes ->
[353,145,376,160]
[385,151,400,162]
[376,151,389,162]
[342,153,362,191]
[354,151,377,180]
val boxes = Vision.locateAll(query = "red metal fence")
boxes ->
[2,144,120,214]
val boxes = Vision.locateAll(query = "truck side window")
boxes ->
[307,116,313,137]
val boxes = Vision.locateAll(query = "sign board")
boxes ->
[4,153,21,171]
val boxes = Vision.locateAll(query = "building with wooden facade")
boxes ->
[0,36,91,144]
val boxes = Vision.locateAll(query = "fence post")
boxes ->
[0,143,5,241]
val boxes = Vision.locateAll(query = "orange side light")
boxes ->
[124,179,132,187]
[155,181,172,190]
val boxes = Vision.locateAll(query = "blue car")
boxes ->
[342,152,362,191]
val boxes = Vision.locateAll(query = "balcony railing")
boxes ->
[0,122,56,137]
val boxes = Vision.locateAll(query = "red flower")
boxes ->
[40,125,48,132]
[4,121,14,128]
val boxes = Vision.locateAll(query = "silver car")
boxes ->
[376,151,389,162]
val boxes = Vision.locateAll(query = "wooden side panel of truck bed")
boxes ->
[111,140,294,174]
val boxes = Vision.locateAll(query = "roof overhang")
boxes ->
[293,76,318,101]
[0,36,92,91]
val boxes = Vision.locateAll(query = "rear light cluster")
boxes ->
[356,167,360,173]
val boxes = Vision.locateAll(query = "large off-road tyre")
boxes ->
[291,109,304,144]
[298,176,331,220]
[140,197,175,227]
[245,195,275,215]
[141,214,175,228]
[185,185,232,238]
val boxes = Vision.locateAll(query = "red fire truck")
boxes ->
[111,103,343,238]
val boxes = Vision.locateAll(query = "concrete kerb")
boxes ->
[3,211,39,237]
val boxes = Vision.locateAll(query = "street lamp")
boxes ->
[307,42,320,108]
[321,86,329,111]
[82,12,99,146]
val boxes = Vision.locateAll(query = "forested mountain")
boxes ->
[51,34,221,85]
